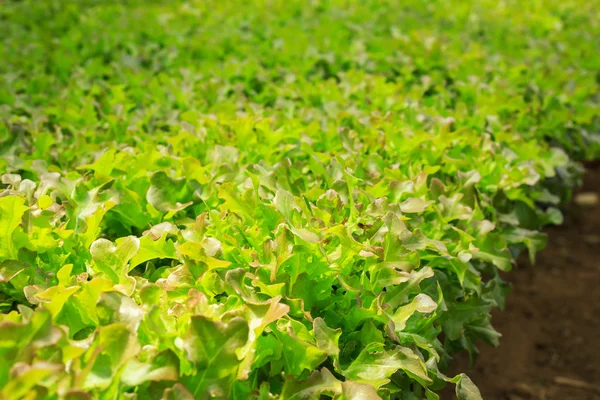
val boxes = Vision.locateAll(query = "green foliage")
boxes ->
[0,0,598,398]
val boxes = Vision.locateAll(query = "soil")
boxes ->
[444,163,600,400]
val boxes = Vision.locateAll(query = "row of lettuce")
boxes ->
[0,0,598,399]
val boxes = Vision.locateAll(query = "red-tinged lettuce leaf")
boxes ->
[161,383,195,400]
[280,368,342,399]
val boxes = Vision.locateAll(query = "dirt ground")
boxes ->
[445,163,600,400]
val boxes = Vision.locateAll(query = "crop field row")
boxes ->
[0,0,598,399]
